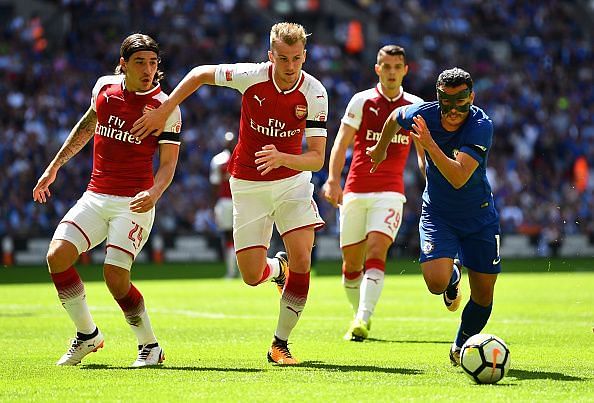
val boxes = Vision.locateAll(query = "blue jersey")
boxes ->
[397,101,496,219]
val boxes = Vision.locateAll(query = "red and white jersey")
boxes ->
[210,149,232,198]
[88,75,182,197]
[342,85,422,194]
[214,62,328,181]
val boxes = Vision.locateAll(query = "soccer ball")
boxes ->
[460,333,510,384]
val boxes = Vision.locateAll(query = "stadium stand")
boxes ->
[1,0,593,262]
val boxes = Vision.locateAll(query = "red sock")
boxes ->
[364,258,385,272]
[342,263,363,280]
[251,263,271,286]
[50,266,84,300]
[283,270,310,305]
[115,283,145,320]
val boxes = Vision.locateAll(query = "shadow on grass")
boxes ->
[296,360,423,375]
[365,338,451,344]
[80,362,422,375]
[81,364,264,372]
[509,368,588,382]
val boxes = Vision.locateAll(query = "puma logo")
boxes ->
[253,94,265,106]
[103,93,124,103]
[366,277,380,284]
[286,306,302,317]
[369,106,380,116]
[316,94,325,99]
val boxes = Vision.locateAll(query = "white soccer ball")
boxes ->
[460,333,510,384]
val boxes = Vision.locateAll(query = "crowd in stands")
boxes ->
[1,0,592,257]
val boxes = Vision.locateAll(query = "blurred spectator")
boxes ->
[1,0,592,256]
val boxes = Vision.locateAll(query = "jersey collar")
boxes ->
[270,63,304,94]
[122,78,161,97]
[376,83,403,103]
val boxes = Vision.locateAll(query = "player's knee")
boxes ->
[240,270,262,286]
[425,277,448,295]
[286,253,311,273]
[103,268,130,298]
[342,260,362,273]
[46,241,76,273]
[365,246,389,261]
[46,247,60,271]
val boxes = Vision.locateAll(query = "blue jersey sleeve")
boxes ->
[395,101,426,130]
[459,108,493,164]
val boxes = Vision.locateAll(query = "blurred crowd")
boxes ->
[1,0,592,257]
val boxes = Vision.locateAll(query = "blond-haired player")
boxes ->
[132,22,327,364]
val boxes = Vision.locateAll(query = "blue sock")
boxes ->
[448,263,460,287]
[454,298,492,348]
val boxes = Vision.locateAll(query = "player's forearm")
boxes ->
[424,143,467,189]
[412,138,427,180]
[150,143,180,200]
[161,65,217,114]
[48,109,96,171]
[281,149,325,172]
[327,147,347,183]
[375,111,400,152]
[150,159,179,201]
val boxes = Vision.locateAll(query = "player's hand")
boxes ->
[411,115,434,149]
[32,168,58,203]
[255,144,284,176]
[366,144,387,173]
[322,181,343,208]
[131,107,167,141]
[129,190,157,213]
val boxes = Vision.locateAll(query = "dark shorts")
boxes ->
[419,207,501,274]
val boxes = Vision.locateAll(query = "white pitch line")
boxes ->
[2,304,591,326]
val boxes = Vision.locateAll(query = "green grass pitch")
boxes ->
[1,258,593,402]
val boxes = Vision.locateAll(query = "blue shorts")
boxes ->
[419,207,501,274]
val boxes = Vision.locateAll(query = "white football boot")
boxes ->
[56,329,104,366]
[131,343,165,367]
[443,259,462,312]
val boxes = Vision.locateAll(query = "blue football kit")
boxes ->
[396,101,501,274]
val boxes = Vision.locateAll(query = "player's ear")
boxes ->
[119,57,126,73]
[268,50,274,63]
[470,91,475,104]
[374,63,381,76]
[302,48,307,63]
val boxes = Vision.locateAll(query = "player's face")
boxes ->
[438,84,475,129]
[375,54,408,95]
[268,41,306,90]
[121,50,159,92]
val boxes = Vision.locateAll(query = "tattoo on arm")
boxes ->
[53,108,97,168]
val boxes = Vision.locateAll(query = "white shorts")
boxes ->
[230,171,324,252]
[214,197,233,231]
[339,192,406,248]
[52,191,155,270]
